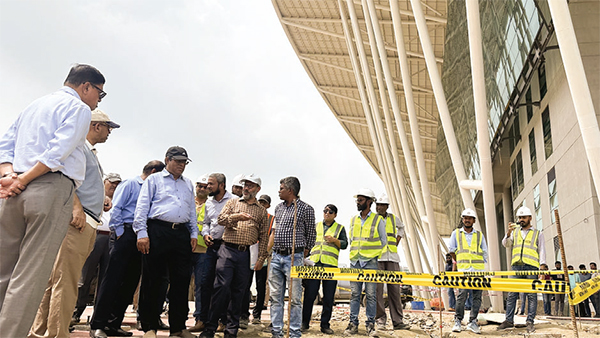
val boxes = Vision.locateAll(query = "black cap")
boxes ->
[258,194,271,205]
[165,146,191,162]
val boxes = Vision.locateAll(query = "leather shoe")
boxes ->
[158,318,170,330]
[103,327,133,337]
[321,327,334,334]
[90,329,108,338]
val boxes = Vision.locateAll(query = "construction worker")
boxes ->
[497,206,545,334]
[448,208,488,334]
[301,204,348,335]
[344,188,386,337]
[374,193,410,331]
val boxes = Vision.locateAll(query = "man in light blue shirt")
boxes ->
[134,147,197,337]
[90,160,165,338]
[197,173,235,329]
[0,64,105,338]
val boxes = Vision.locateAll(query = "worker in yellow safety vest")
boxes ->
[448,208,489,334]
[189,173,209,331]
[301,204,348,335]
[374,193,410,331]
[498,206,546,334]
[344,188,387,337]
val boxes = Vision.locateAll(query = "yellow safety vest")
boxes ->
[349,213,384,261]
[454,229,485,271]
[511,228,540,268]
[383,214,398,254]
[310,222,343,266]
[196,203,206,248]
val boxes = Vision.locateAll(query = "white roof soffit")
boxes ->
[272,0,452,235]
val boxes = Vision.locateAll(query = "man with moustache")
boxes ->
[200,174,269,338]
[89,160,165,338]
[448,208,488,334]
[197,173,235,331]
[134,146,198,338]
[29,109,120,338]
[344,189,387,337]
[270,176,316,338]
[497,206,545,333]
[0,64,105,337]
[189,174,210,332]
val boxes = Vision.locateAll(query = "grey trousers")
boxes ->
[375,261,404,326]
[0,172,74,338]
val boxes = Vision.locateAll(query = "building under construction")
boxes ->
[272,0,600,311]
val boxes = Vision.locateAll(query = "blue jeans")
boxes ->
[349,259,378,326]
[269,252,304,338]
[542,293,552,315]
[447,288,456,309]
[505,264,538,323]
[191,252,208,319]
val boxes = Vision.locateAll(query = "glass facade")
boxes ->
[542,107,553,159]
[529,129,537,174]
[437,0,548,222]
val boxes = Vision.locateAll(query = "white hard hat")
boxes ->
[232,174,244,187]
[376,193,390,204]
[195,174,209,185]
[516,206,532,217]
[461,208,477,218]
[241,173,261,187]
[354,188,376,201]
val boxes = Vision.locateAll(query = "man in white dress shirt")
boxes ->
[0,64,106,337]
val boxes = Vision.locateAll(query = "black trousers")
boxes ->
[206,245,251,336]
[139,221,192,333]
[90,225,142,330]
[74,232,110,318]
[240,265,268,320]
[302,278,337,328]
[199,243,227,323]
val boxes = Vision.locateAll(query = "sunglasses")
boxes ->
[323,209,335,214]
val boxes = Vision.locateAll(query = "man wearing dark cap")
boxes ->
[134,147,198,338]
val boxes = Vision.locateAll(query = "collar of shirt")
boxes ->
[459,227,478,234]
[135,175,144,184]
[85,140,97,155]
[239,197,259,205]
[60,86,82,100]
[360,211,373,221]
[160,168,186,181]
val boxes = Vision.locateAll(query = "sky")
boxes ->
[0,1,387,265]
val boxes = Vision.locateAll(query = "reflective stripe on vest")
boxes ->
[383,215,398,254]
[349,213,384,260]
[310,221,343,266]
[511,229,540,268]
[196,203,207,247]
[455,229,485,270]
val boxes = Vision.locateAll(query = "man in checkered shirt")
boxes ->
[269,177,316,338]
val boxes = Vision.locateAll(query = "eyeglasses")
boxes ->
[97,122,113,132]
[173,159,190,165]
[90,83,107,100]
[323,209,335,214]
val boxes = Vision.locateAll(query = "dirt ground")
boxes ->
[71,303,600,338]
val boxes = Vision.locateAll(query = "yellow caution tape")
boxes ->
[439,269,597,277]
[292,266,568,295]
[569,275,600,305]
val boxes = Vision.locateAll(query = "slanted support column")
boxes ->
[548,0,600,198]
[388,0,441,268]
[409,0,480,230]
[465,0,502,312]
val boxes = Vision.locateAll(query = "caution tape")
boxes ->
[291,266,568,295]
[569,275,600,305]
[438,269,598,277]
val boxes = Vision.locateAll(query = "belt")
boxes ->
[148,218,187,229]
[97,230,111,235]
[274,247,304,256]
[212,238,223,246]
[224,241,250,252]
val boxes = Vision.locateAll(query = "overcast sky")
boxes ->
[0,1,391,264]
